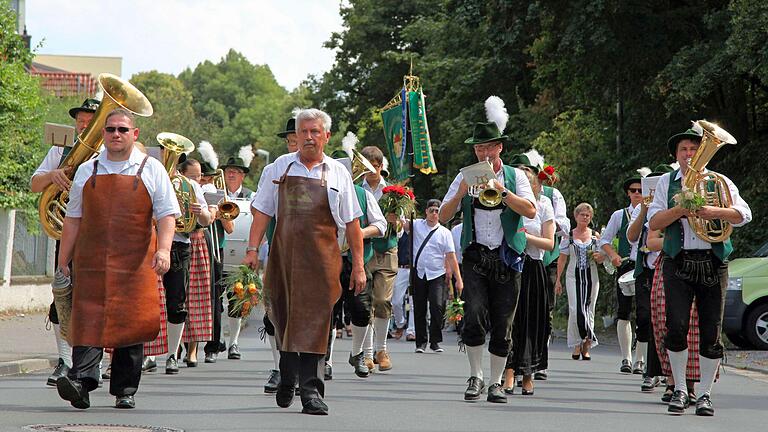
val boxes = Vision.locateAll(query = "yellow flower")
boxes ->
[248,283,257,294]
[234,281,244,291]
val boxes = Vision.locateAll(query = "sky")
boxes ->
[25,0,345,90]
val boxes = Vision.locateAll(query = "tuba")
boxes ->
[157,132,198,233]
[683,120,737,243]
[38,73,153,239]
[211,169,240,220]
[349,149,378,182]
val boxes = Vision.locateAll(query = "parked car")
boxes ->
[724,241,768,350]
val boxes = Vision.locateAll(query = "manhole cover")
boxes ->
[23,425,183,432]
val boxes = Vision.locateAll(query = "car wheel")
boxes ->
[745,303,768,350]
[726,332,753,349]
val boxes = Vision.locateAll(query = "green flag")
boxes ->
[382,103,409,181]
[408,87,437,175]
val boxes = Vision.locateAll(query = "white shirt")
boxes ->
[201,183,217,194]
[524,195,555,260]
[441,166,536,250]
[451,223,463,264]
[66,147,181,222]
[338,188,387,249]
[362,177,387,201]
[628,205,659,269]
[227,185,253,200]
[411,219,455,280]
[172,180,208,244]
[32,146,65,178]
[548,187,571,236]
[251,152,362,230]
[648,170,752,250]
[598,204,638,259]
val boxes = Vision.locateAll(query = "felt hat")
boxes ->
[622,175,643,192]
[68,98,100,119]
[277,118,296,138]
[666,127,702,156]
[508,153,540,173]
[200,161,217,176]
[219,157,250,174]
[463,122,509,145]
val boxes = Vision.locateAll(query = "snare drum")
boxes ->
[618,270,636,296]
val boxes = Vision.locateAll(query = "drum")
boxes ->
[618,270,636,296]
[222,198,254,274]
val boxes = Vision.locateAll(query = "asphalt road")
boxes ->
[0,324,766,432]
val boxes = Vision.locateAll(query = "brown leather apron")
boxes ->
[70,156,161,348]
[265,161,342,354]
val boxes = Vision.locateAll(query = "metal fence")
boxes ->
[11,216,49,276]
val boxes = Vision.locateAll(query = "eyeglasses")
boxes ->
[105,126,133,134]
[628,188,642,193]
[427,208,439,214]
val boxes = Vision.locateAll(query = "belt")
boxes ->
[398,265,409,269]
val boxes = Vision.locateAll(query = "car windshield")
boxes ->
[753,241,768,258]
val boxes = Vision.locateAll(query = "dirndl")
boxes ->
[182,230,213,343]
[143,275,169,356]
[507,256,549,374]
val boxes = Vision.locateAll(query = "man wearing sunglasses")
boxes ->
[599,174,645,374]
[55,108,181,410]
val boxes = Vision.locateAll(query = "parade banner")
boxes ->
[382,99,409,182]
[408,87,437,175]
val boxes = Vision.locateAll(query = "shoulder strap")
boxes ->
[134,155,150,190]
[414,224,440,270]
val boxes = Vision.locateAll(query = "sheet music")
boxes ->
[460,160,496,186]
[641,176,659,197]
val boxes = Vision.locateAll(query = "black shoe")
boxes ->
[415,344,426,354]
[276,384,295,408]
[620,359,632,374]
[521,387,534,396]
[667,390,690,415]
[641,376,659,392]
[101,365,111,380]
[115,395,135,409]
[534,370,548,381]
[464,376,485,401]
[430,342,444,353]
[142,357,157,372]
[56,376,90,409]
[324,363,333,381]
[661,385,674,402]
[204,352,217,364]
[348,352,370,378]
[47,359,69,386]
[186,358,198,368]
[264,369,280,393]
[165,355,179,375]
[302,397,329,415]
[487,383,507,403]
[228,344,241,360]
[695,394,714,416]
[633,360,645,375]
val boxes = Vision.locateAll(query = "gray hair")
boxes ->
[295,108,332,133]
[573,202,594,216]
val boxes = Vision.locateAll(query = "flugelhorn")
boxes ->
[157,132,198,233]
[212,169,240,220]
[38,73,153,239]
[349,149,377,182]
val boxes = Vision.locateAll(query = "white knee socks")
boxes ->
[617,319,633,362]
[668,349,688,393]
[167,322,185,360]
[490,354,506,386]
[634,341,647,365]
[228,317,242,346]
[699,356,720,397]
[374,317,390,352]
[364,323,374,358]
[326,327,336,366]
[268,335,280,370]
[53,324,72,367]
[467,345,484,381]
[351,324,368,356]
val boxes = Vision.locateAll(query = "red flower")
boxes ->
[538,171,548,181]
[544,165,556,175]
[406,189,415,200]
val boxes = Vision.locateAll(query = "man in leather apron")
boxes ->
[55,108,181,410]
[244,108,366,415]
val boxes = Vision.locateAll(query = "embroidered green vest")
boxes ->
[355,185,375,264]
[541,186,560,266]
[662,169,732,261]
[460,165,526,253]
[617,208,631,258]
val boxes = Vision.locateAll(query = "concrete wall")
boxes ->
[34,54,122,78]
[0,210,52,313]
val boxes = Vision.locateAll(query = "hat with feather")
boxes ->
[220,145,255,174]
[464,96,510,145]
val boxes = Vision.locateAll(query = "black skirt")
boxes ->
[507,256,550,375]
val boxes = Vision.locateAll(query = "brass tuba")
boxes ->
[157,132,198,233]
[211,169,240,220]
[38,73,154,239]
[683,120,737,243]
[349,149,378,182]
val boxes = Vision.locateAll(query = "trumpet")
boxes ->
[211,169,240,221]
[157,132,198,233]
[478,180,502,207]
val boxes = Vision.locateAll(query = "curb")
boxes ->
[722,363,768,377]
[0,358,57,377]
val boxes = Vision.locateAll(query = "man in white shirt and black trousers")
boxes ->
[439,120,536,404]
[649,125,751,416]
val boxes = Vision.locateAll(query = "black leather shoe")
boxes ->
[620,359,632,374]
[115,395,135,409]
[534,370,548,381]
[348,352,369,378]
[464,376,485,401]
[302,397,329,415]
[101,365,111,380]
[165,355,179,375]
[47,359,69,386]
[276,384,295,408]
[695,394,714,416]
[668,390,690,415]
[264,369,280,393]
[324,363,333,381]
[487,383,507,403]
[204,352,217,363]
[56,376,90,409]
[632,360,645,375]
[661,385,674,402]
[228,344,241,360]
[142,357,157,372]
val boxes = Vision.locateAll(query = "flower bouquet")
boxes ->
[224,265,263,318]
[378,184,416,236]
[445,298,465,325]
[538,165,559,185]
[672,187,706,212]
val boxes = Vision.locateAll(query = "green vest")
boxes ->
[541,186,560,266]
[460,165,526,253]
[355,185,375,264]
[266,217,276,245]
[371,187,397,254]
[618,208,631,258]
[662,169,732,261]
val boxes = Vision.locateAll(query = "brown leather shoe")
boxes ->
[376,350,392,371]
[364,357,375,373]
[391,327,404,340]
[405,333,416,342]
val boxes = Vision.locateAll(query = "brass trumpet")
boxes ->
[157,132,198,233]
[211,169,240,220]
[479,180,502,207]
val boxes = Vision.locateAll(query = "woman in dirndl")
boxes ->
[504,166,555,395]
[555,203,605,360]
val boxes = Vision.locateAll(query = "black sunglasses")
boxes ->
[105,126,133,134]
[628,188,642,193]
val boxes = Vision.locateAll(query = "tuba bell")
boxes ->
[38,73,154,239]
[683,120,737,243]
[157,132,198,233]
[211,169,240,220]
[349,149,378,182]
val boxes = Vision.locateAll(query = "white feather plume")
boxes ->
[198,141,219,169]
[670,162,680,170]
[523,148,544,170]
[691,120,703,135]
[637,167,652,178]
[291,106,303,118]
[93,87,104,102]
[341,132,358,158]
[238,145,255,168]
[382,156,389,172]
[484,95,508,133]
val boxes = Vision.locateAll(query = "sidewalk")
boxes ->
[0,311,58,377]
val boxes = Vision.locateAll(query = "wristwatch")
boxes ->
[501,189,509,199]
[246,246,259,253]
